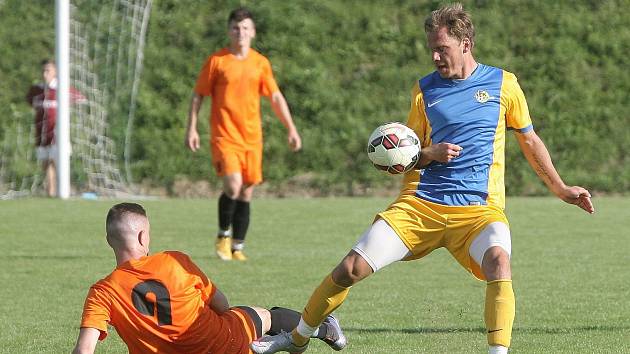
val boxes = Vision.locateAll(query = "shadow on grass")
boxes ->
[346,325,630,334]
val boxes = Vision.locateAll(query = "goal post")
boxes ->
[56,0,71,199]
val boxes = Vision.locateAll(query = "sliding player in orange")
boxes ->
[252,3,594,354]
[186,7,301,261]
[72,203,345,354]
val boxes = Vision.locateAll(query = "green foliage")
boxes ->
[0,197,628,352]
[2,0,629,194]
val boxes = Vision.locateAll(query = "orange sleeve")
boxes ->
[194,56,215,97]
[259,57,279,97]
[80,285,112,340]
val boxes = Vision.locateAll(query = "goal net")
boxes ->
[0,0,152,199]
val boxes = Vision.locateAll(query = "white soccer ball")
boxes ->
[366,122,421,174]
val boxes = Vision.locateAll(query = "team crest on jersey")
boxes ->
[474,90,491,103]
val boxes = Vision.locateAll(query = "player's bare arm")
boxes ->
[209,287,230,314]
[416,142,463,168]
[516,130,594,214]
[185,93,204,152]
[72,327,100,354]
[270,91,301,151]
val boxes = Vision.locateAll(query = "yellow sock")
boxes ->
[485,279,515,348]
[291,274,350,346]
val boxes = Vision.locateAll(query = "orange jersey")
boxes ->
[80,251,257,354]
[194,48,280,149]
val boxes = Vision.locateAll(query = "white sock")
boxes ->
[217,229,231,237]
[232,242,244,251]
[295,317,318,338]
[489,345,508,354]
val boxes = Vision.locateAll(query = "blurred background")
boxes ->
[1,0,628,198]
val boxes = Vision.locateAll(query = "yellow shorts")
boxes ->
[211,144,263,185]
[377,194,509,280]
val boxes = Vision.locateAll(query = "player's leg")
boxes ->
[248,306,346,353]
[37,146,55,197]
[214,172,242,260]
[294,219,411,343]
[469,222,514,354]
[231,147,262,260]
[251,219,411,353]
[268,307,346,350]
[43,159,57,197]
[231,183,254,260]
[47,145,57,197]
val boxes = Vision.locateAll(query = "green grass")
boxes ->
[0,197,628,353]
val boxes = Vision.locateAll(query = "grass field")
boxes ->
[0,197,628,353]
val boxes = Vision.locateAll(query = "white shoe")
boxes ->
[250,331,308,354]
[322,315,347,351]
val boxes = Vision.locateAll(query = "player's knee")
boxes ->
[238,184,254,201]
[222,184,241,199]
[482,246,511,280]
[333,254,372,287]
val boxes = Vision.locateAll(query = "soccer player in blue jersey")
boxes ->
[250,3,594,354]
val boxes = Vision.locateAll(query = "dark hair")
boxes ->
[228,7,254,25]
[424,3,475,47]
[106,202,147,231]
[41,58,55,66]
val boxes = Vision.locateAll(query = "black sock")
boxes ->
[268,307,300,334]
[218,193,237,232]
[232,200,250,242]
[268,307,328,338]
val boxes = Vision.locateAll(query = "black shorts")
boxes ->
[235,305,263,338]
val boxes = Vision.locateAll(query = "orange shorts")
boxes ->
[211,144,263,185]
[218,307,261,354]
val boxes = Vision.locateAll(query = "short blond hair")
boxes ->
[424,3,475,47]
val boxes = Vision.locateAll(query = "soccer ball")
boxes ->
[367,122,420,174]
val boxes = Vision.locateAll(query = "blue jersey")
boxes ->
[405,64,532,209]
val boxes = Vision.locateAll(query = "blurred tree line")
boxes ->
[1,0,628,196]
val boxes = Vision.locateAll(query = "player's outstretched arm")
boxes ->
[270,91,301,151]
[72,327,100,354]
[185,93,204,152]
[515,130,594,214]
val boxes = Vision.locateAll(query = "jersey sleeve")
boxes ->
[80,285,113,341]
[401,83,430,194]
[405,83,432,148]
[194,56,216,97]
[259,57,280,97]
[502,71,533,132]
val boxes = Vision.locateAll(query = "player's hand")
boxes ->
[287,129,302,152]
[424,142,462,163]
[186,129,200,152]
[557,186,594,214]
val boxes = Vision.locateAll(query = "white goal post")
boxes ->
[56,0,71,199]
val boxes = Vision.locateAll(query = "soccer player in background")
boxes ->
[72,203,346,354]
[185,7,302,261]
[251,3,594,354]
[26,59,84,197]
